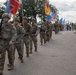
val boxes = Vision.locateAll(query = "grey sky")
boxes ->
[49,0,76,23]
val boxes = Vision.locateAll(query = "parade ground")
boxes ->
[4,31,76,75]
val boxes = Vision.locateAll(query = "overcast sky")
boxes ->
[0,0,76,23]
[49,0,76,23]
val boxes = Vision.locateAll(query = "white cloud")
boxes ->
[49,0,76,23]
[0,0,6,2]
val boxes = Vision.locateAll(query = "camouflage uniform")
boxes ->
[13,17,24,63]
[0,13,16,73]
[22,17,31,57]
[49,22,53,39]
[40,22,47,45]
[54,21,58,34]
[30,18,38,52]
[45,22,50,42]
[0,40,5,75]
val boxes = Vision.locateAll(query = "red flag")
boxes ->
[10,0,20,15]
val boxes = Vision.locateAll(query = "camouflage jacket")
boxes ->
[24,23,31,36]
[40,25,47,33]
[30,23,38,36]
[15,23,25,43]
[1,23,17,42]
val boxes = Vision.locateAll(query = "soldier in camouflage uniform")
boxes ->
[0,13,16,74]
[49,22,53,39]
[40,22,47,45]
[30,18,38,52]
[22,16,31,57]
[45,21,50,42]
[54,21,58,34]
[13,17,24,63]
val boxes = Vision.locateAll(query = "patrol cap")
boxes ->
[2,13,10,19]
[23,16,28,20]
[14,17,20,22]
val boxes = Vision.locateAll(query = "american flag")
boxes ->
[50,14,55,22]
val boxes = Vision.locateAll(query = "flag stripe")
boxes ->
[10,0,20,15]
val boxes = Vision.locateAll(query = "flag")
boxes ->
[19,0,22,4]
[47,15,51,22]
[62,19,65,25]
[59,18,63,23]
[10,0,20,15]
[46,9,53,22]
[44,3,50,15]
[5,0,10,13]
[50,13,55,22]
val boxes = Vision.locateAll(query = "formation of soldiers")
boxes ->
[0,13,60,75]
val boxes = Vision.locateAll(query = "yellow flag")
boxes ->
[44,3,50,15]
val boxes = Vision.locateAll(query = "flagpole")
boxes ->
[21,0,24,27]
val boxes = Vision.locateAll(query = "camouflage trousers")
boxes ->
[50,30,52,38]
[40,32,46,45]
[30,34,37,52]
[55,28,58,34]
[46,31,50,42]
[0,40,14,72]
[24,36,30,57]
[13,43,24,60]
[0,40,5,72]
[4,40,14,65]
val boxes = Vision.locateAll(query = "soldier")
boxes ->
[22,16,31,57]
[54,21,58,34]
[45,21,50,42]
[0,13,17,74]
[30,18,38,52]
[13,17,24,63]
[49,22,53,39]
[40,22,47,45]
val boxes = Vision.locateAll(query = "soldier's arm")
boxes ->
[35,25,39,36]
[10,25,17,42]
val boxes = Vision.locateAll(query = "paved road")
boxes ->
[4,31,76,75]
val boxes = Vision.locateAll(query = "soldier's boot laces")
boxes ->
[8,64,14,71]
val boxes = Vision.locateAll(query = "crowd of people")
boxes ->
[0,13,62,75]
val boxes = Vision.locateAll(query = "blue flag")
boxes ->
[5,0,10,13]
[59,18,63,23]
[47,15,52,22]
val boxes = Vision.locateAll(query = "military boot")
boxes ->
[18,57,24,63]
[26,52,29,57]
[19,58,24,63]
[35,47,37,52]
[29,49,32,54]
[8,64,14,71]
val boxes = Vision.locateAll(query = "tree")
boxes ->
[0,6,5,18]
